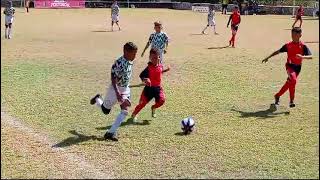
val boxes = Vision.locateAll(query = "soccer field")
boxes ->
[1,8,319,178]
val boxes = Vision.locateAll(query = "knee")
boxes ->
[101,105,111,115]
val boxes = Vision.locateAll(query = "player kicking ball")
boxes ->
[262,27,312,109]
[3,0,15,39]
[110,0,121,31]
[90,42,138,141]
[202,6,218,35]
[131,49,170,122]
[227,6,241,48]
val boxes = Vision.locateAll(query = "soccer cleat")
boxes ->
[151,108,156,118]
[274,96,280,105]
[201,31,205,34]
[8,35,11,39]
[289,102,296,108]
[104,132,118,141]
[90,94,101,105]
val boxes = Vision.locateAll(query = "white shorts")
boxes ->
[208,20,216,26]
[111,15,119,22]
[103,84,130,109]
[5,16,14,25]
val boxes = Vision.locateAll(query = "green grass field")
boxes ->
[1,8,319,179]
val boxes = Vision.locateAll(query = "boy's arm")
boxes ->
[162,65,170,73]
[164,34,169,53]
[262,44,287,63]
[140,67,151,86]
[111,63,123,103]
[227,14,232,27]
[297,45,313,59]
[141,42,150,57]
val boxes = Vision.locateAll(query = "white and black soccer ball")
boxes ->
[181,117,195,135]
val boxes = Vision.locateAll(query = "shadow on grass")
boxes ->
[91,30,114,33]
[305,41,319,44]
[207,45,230,50]
[174,132,186,136]
[190,33,208,36]
[231,104,290,119]
[52,130,107,148]
[96,118,151,131]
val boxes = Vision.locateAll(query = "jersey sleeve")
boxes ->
[164,33,169,43]
[148,34,154,44]
[111,61,121,79]
[139,67,149,80]
[303,45,312,56]
[279,44,287,52]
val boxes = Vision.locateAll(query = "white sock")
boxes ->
[108,110,128,134]
[96,97,103,107]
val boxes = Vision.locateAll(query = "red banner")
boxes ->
[34,0,85,9]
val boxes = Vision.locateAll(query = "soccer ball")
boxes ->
[181,117,195,135]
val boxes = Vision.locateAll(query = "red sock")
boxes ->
[275,80,290,98]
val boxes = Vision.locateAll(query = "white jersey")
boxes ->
[207,10,216,26]
[111,3,120,22]
[4,7,15,25]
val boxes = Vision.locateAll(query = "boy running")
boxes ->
[3,0,15,39]
[141,21,169,64]
[131,49,170,121]
[227,6,241,48]
[262,27,312,108]
[90,42,138,141]
[111,0,121,31]
[202,7,219,35]
[25,0,30,13]
[292,5,304,28]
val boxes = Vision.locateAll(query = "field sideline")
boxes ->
[1,8,319,178]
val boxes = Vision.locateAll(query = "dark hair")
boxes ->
[149,48,159,55]
[292,27,302,34]
[234,5,239,9]
[124,42,138,52]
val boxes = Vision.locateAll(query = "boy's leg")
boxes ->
[202,25,208,34]
[151,88,165,118]
[299,19,302,28]
[111,21,114,31]
[292,19,298,28]
[116,21,121,30]
[106,87,131,141]
[132,91,150,118]
[8,23,12,39]
[274,67,295,103]
[5,25,8,38]
[288,71,298,106]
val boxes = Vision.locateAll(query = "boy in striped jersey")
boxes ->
[3,0,15,39]
[141,21,169,64]
[202,6,218,35]
[111,0,121,31]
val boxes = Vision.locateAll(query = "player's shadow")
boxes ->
[231,105,290,119]
[207,45,230,50]
[91,30,114,33]
[190,33,208,36]
[174,132,187,136]
[52,130,107,148]
[95,118,151,131]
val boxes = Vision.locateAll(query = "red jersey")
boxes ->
[139,62,163,87]
[279,41,311,65]
[231,11,241,25]
[297,7,304,16]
